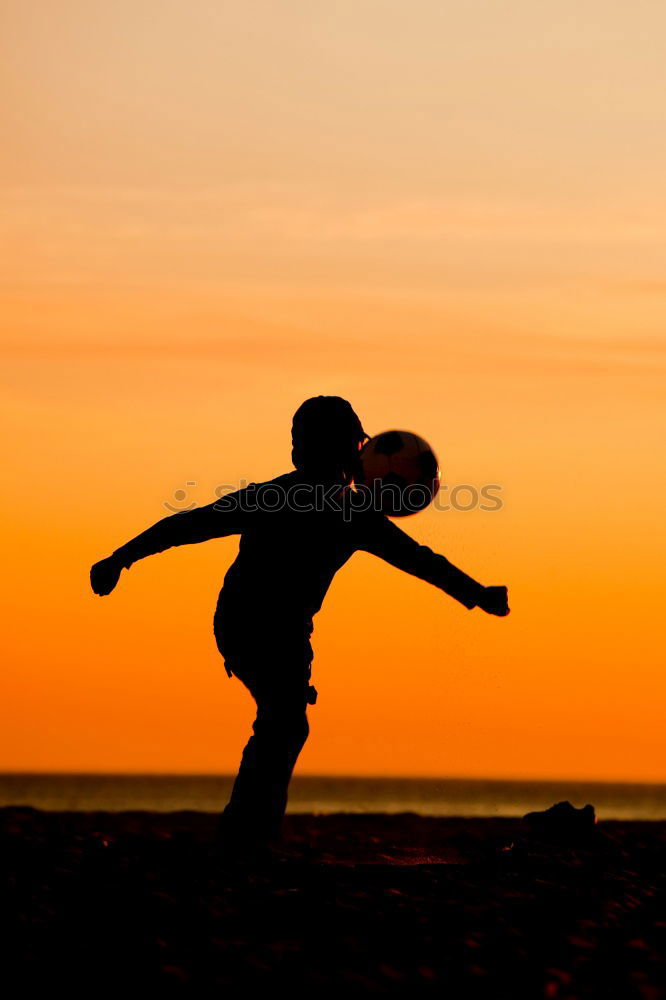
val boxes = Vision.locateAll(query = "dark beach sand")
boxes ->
[3,808,664,996]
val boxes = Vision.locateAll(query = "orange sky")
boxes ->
[2,1,665,780]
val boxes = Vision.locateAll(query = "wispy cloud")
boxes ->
[3,185,666,244]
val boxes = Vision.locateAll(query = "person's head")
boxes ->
[291,396,367,484]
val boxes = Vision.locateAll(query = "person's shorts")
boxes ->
[221,639,317,708]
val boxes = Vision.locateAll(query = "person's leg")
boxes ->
[219,655,314,850]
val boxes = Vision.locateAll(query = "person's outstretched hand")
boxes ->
[90,555,123,596]
[477,585,510,616]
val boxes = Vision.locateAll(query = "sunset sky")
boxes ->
[2,0,665,781]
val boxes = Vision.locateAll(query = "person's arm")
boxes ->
[90,493,246,596]
[358,514,509,615]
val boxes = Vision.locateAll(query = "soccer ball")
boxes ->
[357,430,440,516]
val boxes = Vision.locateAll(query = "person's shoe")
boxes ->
[213,817,278,866]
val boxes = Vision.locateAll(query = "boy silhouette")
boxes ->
[91,396,509,855]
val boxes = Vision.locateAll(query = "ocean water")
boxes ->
[1,774,665,819]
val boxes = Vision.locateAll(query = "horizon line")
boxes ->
[1,771,665,788]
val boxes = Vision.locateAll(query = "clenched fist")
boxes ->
[477,585,510,617]
[90,555,123,596]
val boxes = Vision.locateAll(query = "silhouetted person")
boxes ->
[91,396,509,855]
